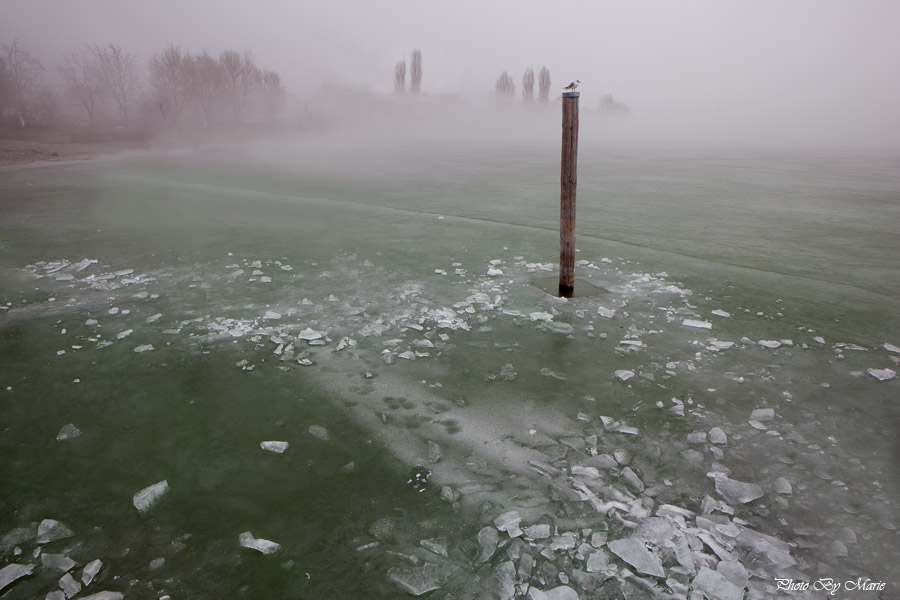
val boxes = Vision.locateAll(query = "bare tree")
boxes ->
[149,44,193,124]
[394,60,406,93]
[59,48,105,128]
[409,49,422,94]
[219,50,260,124]
[3,39,45,127]
[0,57,13,115]
[259,69,286,122]
[522,68,534,104]
[192,50,224,127]
[89,44,140,126]
[495,71,515,99]
[538,66,551,105]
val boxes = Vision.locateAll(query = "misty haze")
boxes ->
[1,1,899,599]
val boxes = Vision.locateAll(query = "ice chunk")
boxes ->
[42,553,76,572]
[80,593,124,600]
[239,531,281,555]
[683,319,712,329]
[714,475,763,504]
[133,344,154,353]
[757,340,781,349]
[884,343,900,354]
[133,480,169,513]
[263,311,281,320]
[750,408,775,421]
[56,424,83,442]
[297,327,323,341]
[386,563,459,596]
[37,519,75,544]
[708,427,727,445]
[73,258,96,272]
[494,511,523,537]
[867,368,896,381]
[487,267,503,276]
[687,431,707,444]
[615,369,635,381]
[492,561,516,600]
[774,477,792,495]
[711,309,730,317]
[498,363,517,381]
[597,306,616,318]
[426,440,442,463]
[145,313,162,324]
[81,559,102,587]
[607,538,665,577]
[260,441,289,454]
[476,526,499,564]
[0,564,33,592]
[115,329,133,339]
[586,550,609,572]
[692,567,743,600]
[308,425,329,440]
[527,586,580,600]
[398,350,417,360]
[59,573,82,598]
[529,312,553,322]
[621,466,644,492]
[524,524,551,539]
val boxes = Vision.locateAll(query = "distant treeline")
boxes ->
[0,39,288,131]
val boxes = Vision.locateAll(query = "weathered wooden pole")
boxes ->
[559,91,580,298]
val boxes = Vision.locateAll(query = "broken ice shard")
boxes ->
[683,319,712,329]
[714,475,763,504]
[867,368,896,381]
[692,567,743,600]
[81,559,102,586]
[596,306,616,318]
[239,531,281,555]
[0,564,33,593]
[56,424,83,442]
[615,369,635,381]
[133,480,169,513]
[260,441,289,454]
[297,327,323,340]
[607,537,665,577]
[386,562,459,596]
[37,519,75,544]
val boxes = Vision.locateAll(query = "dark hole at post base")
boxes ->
[532,277,606,298]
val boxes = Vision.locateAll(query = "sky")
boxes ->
[4,0,900,147]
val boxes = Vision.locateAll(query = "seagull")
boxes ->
[563,80,581,91]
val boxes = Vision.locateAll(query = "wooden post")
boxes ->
[559,91,580,298]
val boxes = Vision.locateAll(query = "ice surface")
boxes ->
[866,368,896,381]
[56,424,83,442]
[260,441,289,454]
[607,538,665,577]
[133,480,169,513]
[239,531,281,555]
[0,564,33,592]
[37,519,74,544]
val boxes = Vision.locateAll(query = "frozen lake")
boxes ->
[1,138,899,599]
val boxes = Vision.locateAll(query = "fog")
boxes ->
[5,0,900,150]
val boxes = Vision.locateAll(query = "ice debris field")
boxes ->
[2,243,898,599]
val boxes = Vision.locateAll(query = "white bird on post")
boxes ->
[563,80,581,91]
